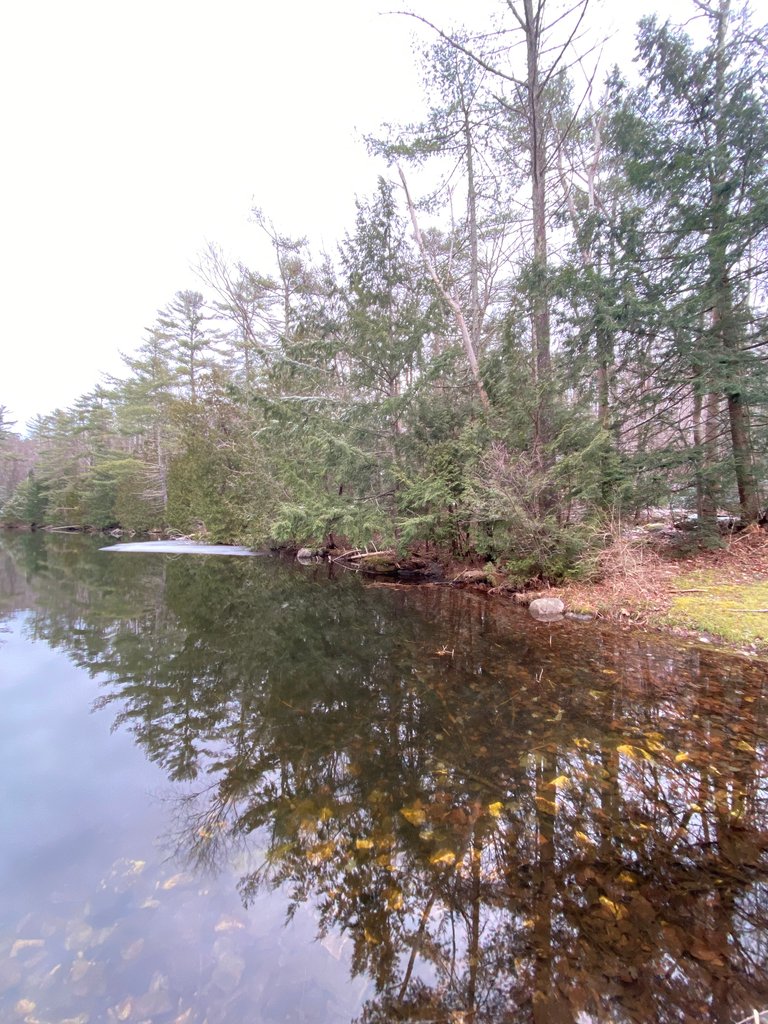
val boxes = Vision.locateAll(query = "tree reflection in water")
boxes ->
[3,531,768,1023]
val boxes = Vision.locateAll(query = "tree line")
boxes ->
[2,0,766,580]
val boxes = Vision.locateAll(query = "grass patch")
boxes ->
[664,570,768,646]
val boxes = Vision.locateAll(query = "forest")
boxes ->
[1,0,766,583]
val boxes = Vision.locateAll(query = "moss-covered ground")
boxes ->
[541,525,768,656]
[663,572,768,646]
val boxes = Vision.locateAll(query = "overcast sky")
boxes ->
[1,0,695,431]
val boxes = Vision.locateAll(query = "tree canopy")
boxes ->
[2,0,766,578]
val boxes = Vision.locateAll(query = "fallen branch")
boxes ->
[346,550,396,561]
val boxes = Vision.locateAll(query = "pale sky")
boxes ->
[0,0,694,432]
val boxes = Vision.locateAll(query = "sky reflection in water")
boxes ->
[1,531,767,1024]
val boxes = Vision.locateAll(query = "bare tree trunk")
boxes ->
[520,0,554,462]
[460,82,482,357]
[398,165,491,411]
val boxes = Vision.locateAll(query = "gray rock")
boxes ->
[296,547,319,561]
[528,597,565,619]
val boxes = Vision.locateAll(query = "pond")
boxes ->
[1,532,767,1024]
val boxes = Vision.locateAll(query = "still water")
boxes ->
[1,532,767,1024]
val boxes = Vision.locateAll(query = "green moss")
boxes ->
[664,570,768,646]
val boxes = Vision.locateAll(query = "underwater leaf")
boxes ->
[121,939,144,960]
[160,872,193,891]
[574,831,594,845]
[547,775,571,790]
[487,801,504,818]
[355,838,374,850]
[643,738,665,753]
[307,841,336,863]
[535,797,558,815]
[70,957,95,982]
[430,849,457,866]
[400,806,426,826]
[675,751,691,763]
[115,998,134,1021]
[599,896,629,920]
[616,744,653,762]
[10,939,44,957]
[214,916,245,932]
[386,889,404,910]
[689,942,725,966]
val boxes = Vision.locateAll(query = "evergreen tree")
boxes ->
[622,0,768,522]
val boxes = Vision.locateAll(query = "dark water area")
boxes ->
[1,533,767,1024]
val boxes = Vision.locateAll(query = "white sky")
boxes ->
[0,0,694,431]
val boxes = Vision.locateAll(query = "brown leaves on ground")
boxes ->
[546,526,768,636]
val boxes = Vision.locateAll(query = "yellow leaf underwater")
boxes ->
[546,775,571,790]
[400,806,426,826]
[487,801,504,818]
[307,841,336,863]
[386,889,404,910]
[616,744,653,762]
[534,796,558,815]
[430,849,457,866]
[599,896,629,920]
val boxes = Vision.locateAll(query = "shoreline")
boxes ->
[5,522,768,658]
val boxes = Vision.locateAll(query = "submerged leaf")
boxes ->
[535,796,558,815]
[689,942,725,966]
[400,806,426,826]
[599,896,629,920]
[430,849,456,866]
[307,841,336,863]
[10,939,44,957]
[115,997,133,1021]
[386,889,404,910]
[616,744,653,762]
[159,872,193,891]
[547,775,571,790]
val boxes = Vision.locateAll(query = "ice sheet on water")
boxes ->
[100,541,259,556]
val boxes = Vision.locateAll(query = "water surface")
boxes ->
[1,532,767,1023]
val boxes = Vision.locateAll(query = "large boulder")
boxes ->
[296,547,321,561]
[528,597,565,620]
